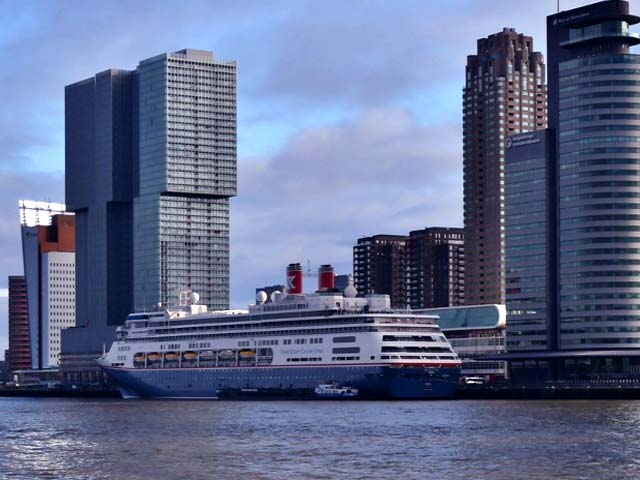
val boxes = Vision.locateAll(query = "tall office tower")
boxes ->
[548,1,640,352]
[463,29,547,306]
[134,49,236,311]
[408,227,465,309]
[505,131,554,352]
[63,49,236,385]
[353,235,409,308]
[66,69,135,331]
[8,276,30,372]
[20,201,76,369]
[502,1,640,384]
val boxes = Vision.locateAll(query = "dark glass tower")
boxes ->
[548,1,640,351]
[66,69,135,330]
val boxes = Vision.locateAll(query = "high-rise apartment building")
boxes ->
[8,276,30,372]
[62,49,237,385]
[408,227,465,309]
[353,235,409,308]
[463,29,547,306]
[20,201,76,369]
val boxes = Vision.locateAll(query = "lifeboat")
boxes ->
[199,350,216,359]
[182,351,198,361]
[134,353,146,363]
[164,352,180,361]
[239,349,256,358]
[147,353,161,362]
[219,349,235,358]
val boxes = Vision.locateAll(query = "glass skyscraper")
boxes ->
[504,1,640,384]
[63,49,236,385]
[134,49,236,311]
[505,130,554,352]
[548,2,640,350]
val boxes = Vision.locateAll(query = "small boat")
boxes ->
[314,383,359,399]
[219,349,235,358]
[239,349,256,358]
[164,352,180,361]
[182,351,198,361]
[199,350,216,359]
[134,353,146,363]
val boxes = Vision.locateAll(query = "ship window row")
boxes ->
[147,316,373,333]
[145,321,441,338]
[382,335,444,343]
[332,357,360,361]
[380,355,457,361]
[125,324,441,344]
[285,357,322,363]
[381,346,453,353]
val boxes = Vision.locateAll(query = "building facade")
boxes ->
[41,252,75,368]
[505,130,555,352]
[353,235,409,308]
[463,28,547,306]
[134,49,236,311]
[19,202,75,369]
[408,227,465,309]
[415,304,507,380]
[502,0,640,384]
[63,49,237,386]
[65,68,134,330]
[550,1,640,352]
[8,276,30,372]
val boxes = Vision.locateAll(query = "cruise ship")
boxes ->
[98,264,461,399]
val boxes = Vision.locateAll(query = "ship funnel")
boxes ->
[286,263,303,294]
[318,264,335,291]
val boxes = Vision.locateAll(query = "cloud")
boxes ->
[230,106,461,306]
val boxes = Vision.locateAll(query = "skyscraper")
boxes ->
[505,130,554,352]
[66,48,236,319]
[134,49,236,311]
[65,68,135,330]
[408,227,465,309]
[503,0,640,383]
[62,49,237,385]
[549,1,640,351]
[463,29,547,306]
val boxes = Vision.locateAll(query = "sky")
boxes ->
[0,0,594,358]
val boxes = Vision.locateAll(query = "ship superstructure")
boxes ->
[99,263,461,399]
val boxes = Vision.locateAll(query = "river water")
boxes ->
[0,398,639,479]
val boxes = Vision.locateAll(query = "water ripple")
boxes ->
[0,399,639,479]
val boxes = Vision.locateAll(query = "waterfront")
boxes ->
[0,399,639,479]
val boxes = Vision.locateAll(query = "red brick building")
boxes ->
[8,275,30,372]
